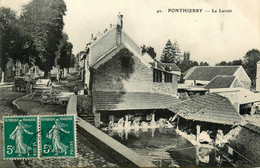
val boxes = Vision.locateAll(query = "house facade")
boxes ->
[184,66,251,89]
[85,21,180,95]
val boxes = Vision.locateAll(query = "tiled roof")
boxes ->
[93,91,180,111]
[169,93,243,125]
[204,75,236,89]
[151,62,181,72]
[184,66,240,81]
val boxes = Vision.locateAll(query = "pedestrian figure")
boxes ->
[73,85,78,95]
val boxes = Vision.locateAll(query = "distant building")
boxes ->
[205,75,245,90]
[0,60,30,81]
[183,51,190,62]
[210,88,260,116]
[184,66,251,89]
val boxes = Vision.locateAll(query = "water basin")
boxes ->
[105,127,232,167]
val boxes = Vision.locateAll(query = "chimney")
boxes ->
[116,13,123,45]
[91,34,93,40]
[110,24,112,28]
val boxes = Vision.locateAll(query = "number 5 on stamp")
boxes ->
[3,116,38,159]
[40,115,76,158]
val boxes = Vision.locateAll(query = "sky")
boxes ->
[1,0,259,65]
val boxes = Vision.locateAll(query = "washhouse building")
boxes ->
[84,15,180,127]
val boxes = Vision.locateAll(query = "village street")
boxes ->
[0,86,118,168]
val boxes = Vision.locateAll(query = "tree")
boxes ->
[19,0,67,78]
[0,7,17,83]
[231,59,242,65]
[242,49,260,87]
[57,42,73,69]
[160,39,181,63]
[141,45,156,59]
[216,59,242,66]
[216,61,227,66]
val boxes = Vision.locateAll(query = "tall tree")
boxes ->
[20,0,67,77]
[0,7,17,83]
[57,41,73,69]
[160,39,181,63]
[243,49,260,87]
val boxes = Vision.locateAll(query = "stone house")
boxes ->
[84,17,180,126]
[184,66,251,89]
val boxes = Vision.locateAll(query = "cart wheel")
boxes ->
[40,100,44,105]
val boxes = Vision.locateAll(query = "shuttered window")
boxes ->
[153,69,162,82]
[164,72,172,83]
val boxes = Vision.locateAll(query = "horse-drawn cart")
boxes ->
[13,76,32,93]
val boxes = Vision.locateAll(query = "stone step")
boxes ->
[79,115,94,119]
[78,114,94,117]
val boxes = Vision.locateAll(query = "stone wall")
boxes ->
[230,124,260,166]
[232,78,244,88]
[92,48,177,94]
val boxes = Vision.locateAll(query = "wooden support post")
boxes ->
[177,116,179,129]
[195,146,199,166]
[152,113,155,121]
[196,124,201,142]
[124,115,129,128]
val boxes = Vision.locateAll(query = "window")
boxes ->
[164,72,172,83]
[153,69,162,82]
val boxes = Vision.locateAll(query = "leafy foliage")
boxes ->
[141,45,156,59]
[160,39,181,63]
[0,7,17,72]
[19,0,67,77]
[57,33,74,69]
[242,49,260,87]
[119,48,134,77]
[216,59,243,66]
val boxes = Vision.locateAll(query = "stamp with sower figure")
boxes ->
[40,115,76,158]
[3,116,38,160]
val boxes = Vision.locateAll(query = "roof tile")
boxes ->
[184,66,240,81]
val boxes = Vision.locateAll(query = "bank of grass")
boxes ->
[15,94,67,116]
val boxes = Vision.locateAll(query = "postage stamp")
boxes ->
[3,116,38,160]
[40,115,76,158]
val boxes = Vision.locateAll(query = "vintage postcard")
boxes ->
[0,0,260,167]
